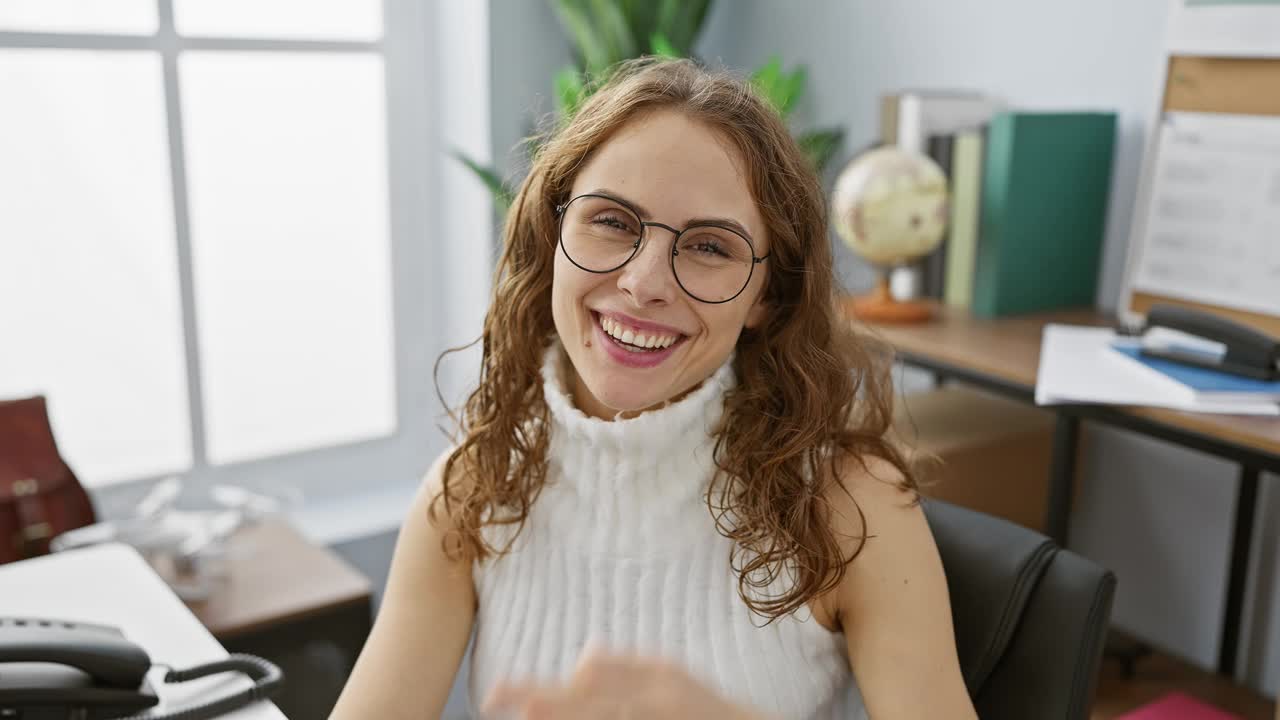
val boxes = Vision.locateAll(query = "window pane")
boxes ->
[180,52,395,465]
[173,0,381,41]
[0,0,157,35]
[0,50,192,486]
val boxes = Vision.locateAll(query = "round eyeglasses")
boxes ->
[555,193,768,304]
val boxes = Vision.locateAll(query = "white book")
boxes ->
[896,92,1004,156]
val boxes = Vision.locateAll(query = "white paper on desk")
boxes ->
[1130,112,1280,317]
[1034,324,1280,416]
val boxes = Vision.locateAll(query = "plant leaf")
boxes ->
[588,0,636,70]
[750,56,786,115]
[551,0,608,74]
[658,0,711,55]
[655,0,682,48]
[620,0,659,53]
[554,66,588,118]
[451,149,514,214]
[797,128,845,174]
[779,65,807,118]
[649,31,680,58]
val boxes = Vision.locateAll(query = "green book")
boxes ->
[971,112,1116,318]
[943,130,984,309]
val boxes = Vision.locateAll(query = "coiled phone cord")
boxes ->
[119,654,284,720]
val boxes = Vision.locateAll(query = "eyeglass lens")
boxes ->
[559,195,756,303]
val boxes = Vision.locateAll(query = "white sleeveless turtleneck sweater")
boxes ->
[468,341,866,719]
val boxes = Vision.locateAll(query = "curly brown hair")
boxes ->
[432,56,917,621]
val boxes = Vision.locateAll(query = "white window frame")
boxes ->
[0,0,493,543]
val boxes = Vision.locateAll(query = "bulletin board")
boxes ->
[1119,0,1280,337]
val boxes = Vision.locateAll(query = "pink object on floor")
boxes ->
[1116,692,1242,720]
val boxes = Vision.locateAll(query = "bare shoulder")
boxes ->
[329,446,477,719]
[830,453,919,522]
[816,452,978,718]
[825,453,924,565]
[414,445,460,512]
[813,452,926,629]
[415,446,471,528]
[388,444,477,600]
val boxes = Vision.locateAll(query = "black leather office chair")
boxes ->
[924,499,1117,720]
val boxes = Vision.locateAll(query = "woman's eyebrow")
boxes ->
[585,187,757,243]
[585,187,652,217]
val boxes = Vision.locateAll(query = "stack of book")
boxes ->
[881,90,1117,318]
[1108,343,1280,409]
[1034,324,1280,416]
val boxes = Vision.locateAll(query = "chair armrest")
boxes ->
[975,548,1116,720]
[923,499,1057,693]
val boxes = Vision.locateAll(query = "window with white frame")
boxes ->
[0,1,420,494]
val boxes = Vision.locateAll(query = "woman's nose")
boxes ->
[616,227,678,307]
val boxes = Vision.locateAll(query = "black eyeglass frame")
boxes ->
[554,192,769,305]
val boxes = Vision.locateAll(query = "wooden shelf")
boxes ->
[1092,631,1275,719]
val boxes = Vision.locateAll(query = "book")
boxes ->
[878,91,1001,301]
[893,91,1002,156]
[1115,692,1241,719]
[879,94,900,146]
[1109,343,1280,404]
[921,133,955,299]
[943,129,984,309]
[971,111,1117,318]
[1036,325,1280,415]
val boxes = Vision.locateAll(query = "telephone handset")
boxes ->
[0,617,283,719]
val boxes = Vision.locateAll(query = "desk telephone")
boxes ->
[0,617,282,719]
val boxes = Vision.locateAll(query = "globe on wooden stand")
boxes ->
[831,146,949,324]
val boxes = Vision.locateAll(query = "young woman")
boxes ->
[332,57,977,720]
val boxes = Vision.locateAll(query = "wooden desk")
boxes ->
[187,519,371,641]
[185,519,373,720]
[857,305,1280,677]
[0,543,287,719]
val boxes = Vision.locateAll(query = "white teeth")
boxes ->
[598,313,679,349]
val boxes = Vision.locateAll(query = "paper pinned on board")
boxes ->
[1130,111,1280,317]
[1033,324,1280,415]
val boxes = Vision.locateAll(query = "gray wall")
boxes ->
[473,0,1280,699]
[489,0,572,184]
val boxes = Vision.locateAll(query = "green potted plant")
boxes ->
[457,0,843,218]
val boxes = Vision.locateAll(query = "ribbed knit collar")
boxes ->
[539,338,736,458]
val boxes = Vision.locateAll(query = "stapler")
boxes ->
[1140,304,1280,381]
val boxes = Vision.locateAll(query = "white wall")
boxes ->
[696,0,1280,696]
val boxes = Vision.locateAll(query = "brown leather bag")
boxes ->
[0,395,97,564]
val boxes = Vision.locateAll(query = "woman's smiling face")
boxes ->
[551,108,770,420]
